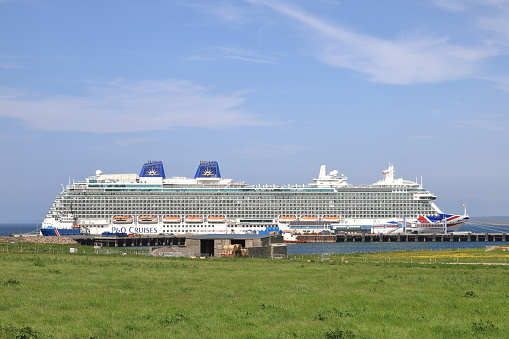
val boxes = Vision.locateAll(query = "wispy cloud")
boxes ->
[408,134,444,140]
[478,11,509,45]
[114,137,163,147]
[433,0,509,43]
[431,0,472,11]
[191,45,281,64]
[490,76,509,92]
[0,79,282,133]
[233,142,312,158]
[207,2,249,23]
[457,114,509,131]
[188,1,250,24]
[431,0,509,12]
[0,54,33,69]
[245,0,496,84]
[0,133,34,140]
[317,0,340,5]
[0,62,21,69]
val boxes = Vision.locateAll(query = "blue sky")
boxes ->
[1,0,508,222]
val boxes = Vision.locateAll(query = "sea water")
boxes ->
[0,223,40,236]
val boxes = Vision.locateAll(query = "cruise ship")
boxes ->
[40,160,469,236]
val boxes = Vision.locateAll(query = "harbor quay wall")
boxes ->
[298,233,509,243]
[246,244,287,259]
[66,232,509,247]
[6,233,508,246]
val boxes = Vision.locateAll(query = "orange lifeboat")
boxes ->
[112,216,133,224]
[300,216,319,222]
[163,216,181,223]
[208,216,226,223]
[185,216,203,223]
[138,215,158,224]
[322,216,340,222]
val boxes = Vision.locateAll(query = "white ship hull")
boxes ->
[46,215,467,236]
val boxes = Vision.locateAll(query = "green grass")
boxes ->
[292,246,509,264]
[1,246,509,338]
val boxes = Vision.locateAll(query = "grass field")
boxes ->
[1,244,509,338]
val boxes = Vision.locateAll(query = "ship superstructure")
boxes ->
[41,161,468,236]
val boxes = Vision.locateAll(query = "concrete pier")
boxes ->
[296,233,509,243]
[69,233,509,246]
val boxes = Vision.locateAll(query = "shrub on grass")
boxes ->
[315,308,356,321]
[2,278,20,286]
[0,325,43,339]
[324,328,355,338]
[159,313,186,326]
[471,320,498,334]
[32,258,45,267]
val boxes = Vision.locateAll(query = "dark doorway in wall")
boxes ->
[231,239,246,247]
[200,239,214,257]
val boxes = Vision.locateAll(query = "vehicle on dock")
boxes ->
[101,232,128,237]
[283,233,307,243]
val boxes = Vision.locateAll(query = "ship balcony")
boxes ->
[413,194,436,200]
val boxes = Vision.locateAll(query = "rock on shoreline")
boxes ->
[0,235,78,245]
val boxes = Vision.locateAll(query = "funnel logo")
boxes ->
[146,168,159,176]
[201,169,215,176]
[194,161,221,179]
[139,161,165,178]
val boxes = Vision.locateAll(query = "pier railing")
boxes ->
[297,233,509,243]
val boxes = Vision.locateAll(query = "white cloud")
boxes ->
[191,45,281,64]
[208,3,249,23]
[318,35,490,84]
[0,79,281,133]
[246,0,496,84]
[0,62,21,69]
[478,12,509,43]
[233,142,312,158]
[457,114,509,131]
[432,0,509,12]
[0,134,34,140]
[408,135,443,140]
[492,80,509,92]
[433,0,509,43]
[189,1,250,24]
[431,0,471,11]
[0,54,33,69]
[114,137,163,147]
